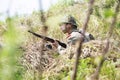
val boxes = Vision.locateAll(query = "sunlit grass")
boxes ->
[0,0,120,80]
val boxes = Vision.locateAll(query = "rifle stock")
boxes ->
[28,30,67,48]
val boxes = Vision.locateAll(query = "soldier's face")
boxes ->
[60,23,69,33]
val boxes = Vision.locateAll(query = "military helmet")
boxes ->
[60,15,77,28]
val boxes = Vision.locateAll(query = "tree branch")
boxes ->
[71,0,95,80]
[91,0,120,79]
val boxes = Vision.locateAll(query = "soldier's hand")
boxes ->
[52,40,58,48]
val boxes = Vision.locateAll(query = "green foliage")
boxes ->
[0,0,120,80]
[103,9,114,18]
[48,0,74,17]
[103,0,116,9]
[116,22,120,28]
[76,58,94,80]
[0,17,24,80]
[94,6,101,18]
[58,0,74,6]
[55,0,74,7]
[100,61,116,80]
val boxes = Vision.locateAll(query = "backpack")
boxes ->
[78,29,95,42]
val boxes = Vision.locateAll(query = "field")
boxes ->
[0,0,120,80]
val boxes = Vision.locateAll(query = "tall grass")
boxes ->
[0,17,24,80]
[0,0,120,80]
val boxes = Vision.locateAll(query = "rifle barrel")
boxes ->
[28,30,67,48]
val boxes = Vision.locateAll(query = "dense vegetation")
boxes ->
[0,0,120,80]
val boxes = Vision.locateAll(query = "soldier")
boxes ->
[52,15,94,55]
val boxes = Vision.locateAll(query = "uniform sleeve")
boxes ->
[67,32,82,45]
[57,32,82,55]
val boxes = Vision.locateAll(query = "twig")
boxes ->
[71,0,95,80]
[91,0,120,79]
[38,0,48,52]
[33,0,48,78]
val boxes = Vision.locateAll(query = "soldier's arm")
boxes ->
[67,32,82,45]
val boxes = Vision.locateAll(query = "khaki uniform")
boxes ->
[56,15,94,55]
[57,29,94,55]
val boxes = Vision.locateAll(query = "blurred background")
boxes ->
[0,0,58,21]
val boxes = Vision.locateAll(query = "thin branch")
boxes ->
[36,0,48,76]
[6,0,13,17]
[71,0,95,80]
[82,0,94,34]
[39,0,46,25]
[91,0,120,79]
[38,0,48,44]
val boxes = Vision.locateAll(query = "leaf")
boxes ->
[116,22,120,28]
[103,9,114,18]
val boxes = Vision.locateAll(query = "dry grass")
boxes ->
[0,0,120,80]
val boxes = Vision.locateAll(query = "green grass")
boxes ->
[0,0,120,80]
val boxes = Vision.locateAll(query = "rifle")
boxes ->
[28,30,67,48]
